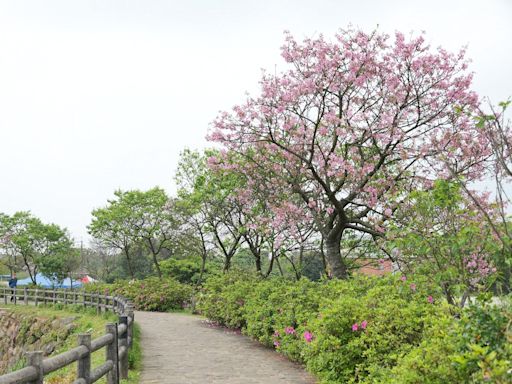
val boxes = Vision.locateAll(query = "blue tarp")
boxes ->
[17,273,83,289]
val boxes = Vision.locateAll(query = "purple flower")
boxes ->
[273,330,280,337]
[400,275,407,282]
[360,320,368,330]
[273,340,280,348]
[352,323,359,332]
[303,331,313,343]
[285,326,296,335]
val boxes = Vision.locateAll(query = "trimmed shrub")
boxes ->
[197,272,511,383]
[197,271,259,328]
[85,277,193,311]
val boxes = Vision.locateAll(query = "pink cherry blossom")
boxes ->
[208,28,490,279]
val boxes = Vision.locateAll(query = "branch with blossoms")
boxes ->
[208,28,490,279]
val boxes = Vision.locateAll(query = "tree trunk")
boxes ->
[255,255,262,275]
[197,253,207,286]
[323,229,348,279]
[244,236,263,275]
[223,255,232,272]
[276,257,284,277]
[147,238,163,279]
[319,237,328,278]
[151,252,162,279]
[197,228,208,286]
[123,248,134,278]
[264,253,275,277]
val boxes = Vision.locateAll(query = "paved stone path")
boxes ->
[136,311,317,384]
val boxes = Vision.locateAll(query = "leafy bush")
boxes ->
[452,296,511,383]
[160,257,220,284]
[197,271,259,328]
[303,276,444,383]
[198,273,511,383]
[85,277,193,311]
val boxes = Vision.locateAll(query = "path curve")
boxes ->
[136,311,316,384]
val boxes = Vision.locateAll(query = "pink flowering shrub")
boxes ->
[304,276,443,383]
[198,270,512,382]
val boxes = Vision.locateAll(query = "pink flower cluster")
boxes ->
[352,320,368,332]
[465,253,496,287]
[272,330,281,348]
[303,331,313,343]
[285,326,296,335]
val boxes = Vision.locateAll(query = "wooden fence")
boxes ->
[0,287,135,384]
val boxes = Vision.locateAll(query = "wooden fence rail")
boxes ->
[0,287,135,384]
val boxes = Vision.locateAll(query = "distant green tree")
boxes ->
[39,245,79,287]
[88,192,140,278]
[121,188,179,278]
[0,211,74,284]
[89,188,181,279]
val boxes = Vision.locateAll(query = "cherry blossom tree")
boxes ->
[208,28,490,278]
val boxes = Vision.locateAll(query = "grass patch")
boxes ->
[2,303,140,383]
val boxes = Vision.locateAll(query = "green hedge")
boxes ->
[84,277,193,311]
[197,273,511,383]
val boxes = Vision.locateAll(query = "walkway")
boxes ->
[136,311,317,384]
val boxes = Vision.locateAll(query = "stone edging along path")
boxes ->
[136,311,317,384]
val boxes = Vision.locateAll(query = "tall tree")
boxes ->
[208,28,489,278]
[176,149,245,273]
[88,193,139,278]
[89,188,179,279]
[124,188,178,278]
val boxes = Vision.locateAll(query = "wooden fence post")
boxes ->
[34,289,39,306]
[106,323,119,384]
[126,304,134,348]
[77,333,91,383]
[119,315,128,379]
[3,288,7,305]
[26,351,44,384]
[24,287,28,305]
[52,290,56,304]
[13,287,17,305]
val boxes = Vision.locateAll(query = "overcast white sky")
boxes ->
[0,0,511,244]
